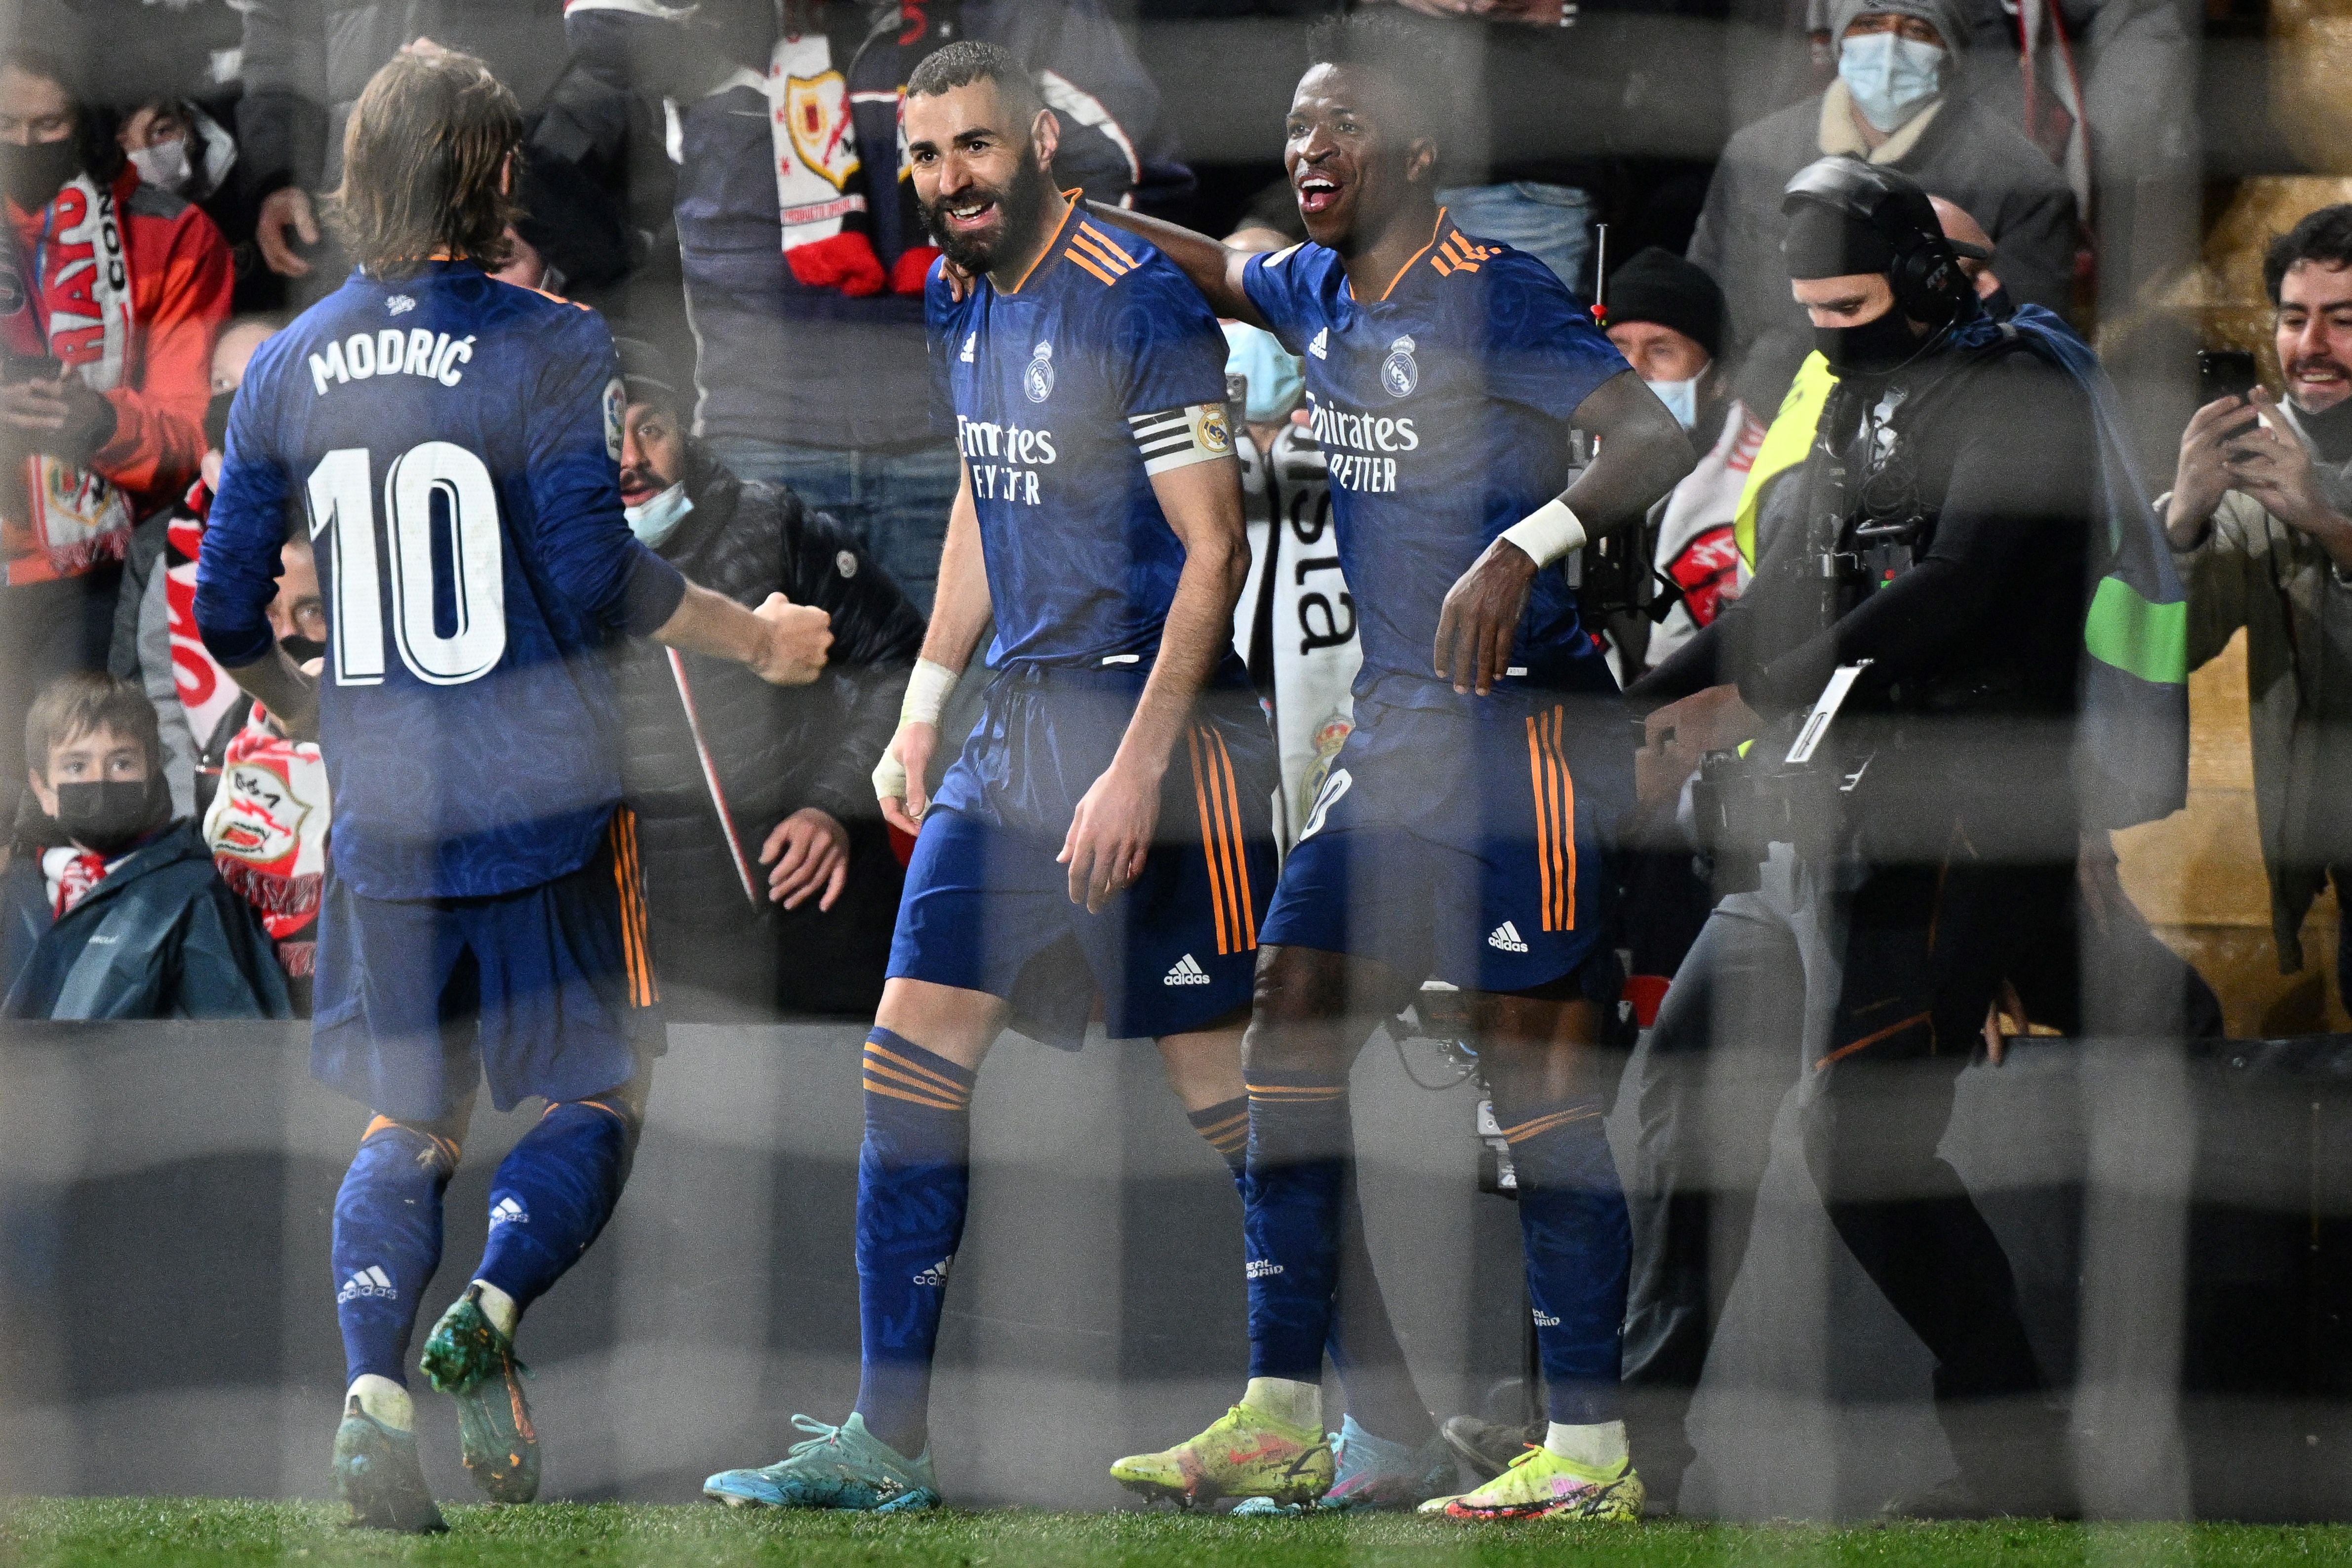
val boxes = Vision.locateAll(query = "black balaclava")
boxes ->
[1784,200,1921,377]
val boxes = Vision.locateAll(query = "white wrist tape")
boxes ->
[875,658,960,805]
[900,658,958,727]
[1498,498,1587,568]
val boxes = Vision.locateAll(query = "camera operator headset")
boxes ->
[1611,156,2091,1517]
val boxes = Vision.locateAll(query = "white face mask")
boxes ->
[1648,376,1701,431]
[623,481,693,547]
[1839,31,1946,134]
[127,137,192,195]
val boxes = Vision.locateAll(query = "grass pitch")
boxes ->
[4,1501,2352,1568]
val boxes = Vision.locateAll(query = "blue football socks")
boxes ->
[852,1028,978,1459]
[333,1118,459,1387]
[1195,1090,1433,1446]
[1241,1068,1351,1383]
[474,1097,638,1314]
[1496,1091,1630,1424]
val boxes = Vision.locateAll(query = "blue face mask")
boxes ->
[1648,376,1700,431]
[1839,30,1946,134]
[624,481,693,548]
[1223,320,1305,424]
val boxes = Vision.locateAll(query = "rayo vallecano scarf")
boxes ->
[3,171,134,583]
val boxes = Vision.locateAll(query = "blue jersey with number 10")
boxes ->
[1241,213,1631,708]
[197,261,685,902]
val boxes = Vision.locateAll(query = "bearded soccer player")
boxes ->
[700,41,1433,1515]
[1089,13,1692,1522]
[195,51,832,1532]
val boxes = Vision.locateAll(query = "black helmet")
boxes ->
[1781,157,1988,330]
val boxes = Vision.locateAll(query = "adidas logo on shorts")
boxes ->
[912,1257,953,1287]
[1488,921,1530,953]
[337,1265,397,1303]
[1164,953,1211,986]
[489,1197,527,1226]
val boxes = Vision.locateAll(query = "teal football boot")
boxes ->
[1231,1415,1457,1514]
[704,1413,942,1512]
[419,1282,539,1503]
[332,1395,448,1533]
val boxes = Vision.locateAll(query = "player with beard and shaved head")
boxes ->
[1082,11,1694,1523]
[696,39,1450,1517]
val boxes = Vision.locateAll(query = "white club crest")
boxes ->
[1381,335,1418,398]
[1024,340,1055,403]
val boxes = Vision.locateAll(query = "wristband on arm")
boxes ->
[874,657,960,805]
[1497,497,1587,568]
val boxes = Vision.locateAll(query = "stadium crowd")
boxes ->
[0,0,2336,1530]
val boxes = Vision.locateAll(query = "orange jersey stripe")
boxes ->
[1076,222,1139,268]
[1815,1010,1933,1070]
[1376,208,1449,302]
[1064,249,1121,287]
[1068,226,1133,275]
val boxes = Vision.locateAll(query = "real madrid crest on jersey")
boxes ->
[1381,336,1419,398]
[1025,341,1055,403]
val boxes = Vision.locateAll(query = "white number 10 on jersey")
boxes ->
[305,443,506,686]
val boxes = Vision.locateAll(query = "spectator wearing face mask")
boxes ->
[0,670,289,1019]
[0,45,233,829]
[1687,0,2076,409]
[606,339,927,1019]
[110,315,278,818]
[1603,247,1764,672]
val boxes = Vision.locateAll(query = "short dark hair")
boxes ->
[2264,205,2352,304]
[906,40,1043,123]
[329,50,522,279]
[0,45,126,189]
[25,672,161,782]
[1301,12,1439,146]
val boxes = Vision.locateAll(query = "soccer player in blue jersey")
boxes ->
[700,41,1437,1516]
[1087,13,1694,1523]
[194,51,833,1533]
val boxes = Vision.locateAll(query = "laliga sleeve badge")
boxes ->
[602,377,627,462]
[1024,340,1055,403]
[1381,335,1418,398]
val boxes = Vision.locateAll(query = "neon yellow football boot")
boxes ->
[1110,1403,1334,1509]
[1419,1444,1644,1522]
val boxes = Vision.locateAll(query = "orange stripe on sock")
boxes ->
[863,1078,970,1113]
[864,1045,972,1103]
[864,1060,974,1105]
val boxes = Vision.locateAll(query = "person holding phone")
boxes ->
[2165,203,2352,994]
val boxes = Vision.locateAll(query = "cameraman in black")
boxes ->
[1619,158,2101,1516]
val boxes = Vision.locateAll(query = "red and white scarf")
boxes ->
[41,846,111,918]
[201,703,329,971]
[4,171,135,583]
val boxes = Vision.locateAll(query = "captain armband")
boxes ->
[1128,403,1236,475]
[1498,497,1588,569]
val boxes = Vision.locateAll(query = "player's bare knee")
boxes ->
[875,976,1007,1072]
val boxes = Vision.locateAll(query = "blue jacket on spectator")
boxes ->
[0,821,291,1020]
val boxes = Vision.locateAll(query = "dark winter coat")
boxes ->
[613,442,924,923]
[0,821,292,1020]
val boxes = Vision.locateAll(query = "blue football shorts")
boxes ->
[1260,688,1630,995]
[311,807,665,1121]
[888,661,1279,1043]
